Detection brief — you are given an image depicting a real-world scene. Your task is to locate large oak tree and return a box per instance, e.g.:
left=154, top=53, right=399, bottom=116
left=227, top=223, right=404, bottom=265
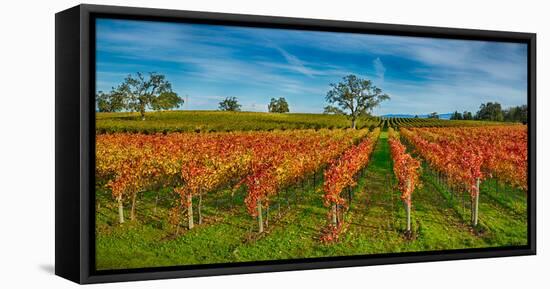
left=268, top=97, right=289, bottom=113
left=325, top=75, right=390, bottom=129
left=97, top=72, right=183, bottom=120
left=218, top=96, right=242, bottom=111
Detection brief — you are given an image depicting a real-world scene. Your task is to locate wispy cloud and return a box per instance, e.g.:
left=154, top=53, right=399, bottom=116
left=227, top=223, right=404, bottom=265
left=271, top=46, right=316, bottom=77
left=373, top=57, right=386, bottom=84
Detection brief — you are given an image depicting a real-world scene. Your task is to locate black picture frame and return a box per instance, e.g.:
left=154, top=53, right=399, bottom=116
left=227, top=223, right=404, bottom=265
left=55, top=4, right=537, bottom=284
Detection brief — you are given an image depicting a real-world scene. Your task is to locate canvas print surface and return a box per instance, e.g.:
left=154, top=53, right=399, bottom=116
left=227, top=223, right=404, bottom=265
left=94, top=18, right=529, bottom=270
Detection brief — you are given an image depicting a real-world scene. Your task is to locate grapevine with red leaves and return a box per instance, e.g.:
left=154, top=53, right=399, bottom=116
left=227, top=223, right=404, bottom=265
left=321, top=128, right=380, bottom=242
left=388, top=128, right=421, bottom=233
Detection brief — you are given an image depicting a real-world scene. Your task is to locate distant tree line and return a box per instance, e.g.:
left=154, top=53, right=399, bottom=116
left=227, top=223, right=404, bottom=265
left=449, top=111, right=474, bottom=120
left=450, top=102, right=527, bottom=123
left=217, top=97, right=290, bottom=113
left=99, top=73, right=294, bottom=116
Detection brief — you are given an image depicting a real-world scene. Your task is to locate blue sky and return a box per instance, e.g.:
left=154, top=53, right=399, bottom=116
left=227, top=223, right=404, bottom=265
left=96, top=18, right=527, bottom=115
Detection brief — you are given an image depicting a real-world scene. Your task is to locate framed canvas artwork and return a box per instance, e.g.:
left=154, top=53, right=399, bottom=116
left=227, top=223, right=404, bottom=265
left=55, top=4, right=536, bottom=284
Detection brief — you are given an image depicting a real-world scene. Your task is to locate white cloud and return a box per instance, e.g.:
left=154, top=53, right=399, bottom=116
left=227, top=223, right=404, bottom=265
left=373, top=57, right=386, bottom=84
left=271, top=46, right=315, bottom=77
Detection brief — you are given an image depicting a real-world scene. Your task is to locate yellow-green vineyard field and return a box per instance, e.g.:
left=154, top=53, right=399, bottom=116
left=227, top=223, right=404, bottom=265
left=96, top=110, right=511, bottom=133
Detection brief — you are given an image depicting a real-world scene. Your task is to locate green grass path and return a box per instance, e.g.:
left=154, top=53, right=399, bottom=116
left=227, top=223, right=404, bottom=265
left=333, top=132, right=487, bottom=253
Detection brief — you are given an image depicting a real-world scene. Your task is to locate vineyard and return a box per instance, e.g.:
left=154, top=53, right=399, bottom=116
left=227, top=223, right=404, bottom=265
left=379, top=117, right=512, bottom=129
left=96, top=111, right=508, bottom=133
left=95, top=118, right=528, bottom=270
left=96, top=111, right=382, bottom=133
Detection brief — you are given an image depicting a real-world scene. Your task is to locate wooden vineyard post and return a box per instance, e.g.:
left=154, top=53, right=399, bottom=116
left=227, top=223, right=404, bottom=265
left=154, top=192, right=159, bottom=214
left=198, top=192, right=203, bottom=225
left=187, top=195, right=194, bottom=229
left=470, top=194, right=474, bottom=224
left=118, top=197, right=125, bottom=224
left=130, top=192, right=137, bottom=221
left=473, top=178, right=480, bottom=227
left=405, top=199, right=411, bottom=232
left=257, top=200, right=264, bottom=233
left=332, top=203, right=338, bottom=226
left=336, top=204, right=341, bottom=225
left=266, top=205, right=269, bottom=228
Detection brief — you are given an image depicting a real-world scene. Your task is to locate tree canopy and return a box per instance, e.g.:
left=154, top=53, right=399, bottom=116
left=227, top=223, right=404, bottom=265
left=463, top=111, right=474, bottom=120
left=218, top=97, right=242, bottom=112
left=503, top=104, right=527, bottom=123
left=96, top=90, right=125, bottom=113
left=268, top=97, right=290, bottom=113
left=325, top=74, right=389, bottom=129
left=96, top=72, right=183, bottom=120
left=450, top=111, right=463, bottom=120
left=450, top=110, right=473, bottom=120
left=450, top=103, right=526, bottom=123
left=476, top=102, right=503, bottom=121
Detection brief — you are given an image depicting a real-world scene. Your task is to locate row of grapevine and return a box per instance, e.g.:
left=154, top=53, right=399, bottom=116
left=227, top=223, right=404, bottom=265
left=400, top=128, right=484, bottom=226
left=409, top=126, right=527, bottom=191
left=400, top=125, right=527, bottom=226
left=379, top=117, right=514, bottom=128
left=387, top=128, right=421, bottom=233
left=239, top=130, right=368, bottom=232
left=321, top=128, right=380, bottom=242
left=96, top=129, right=368, bottom=232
